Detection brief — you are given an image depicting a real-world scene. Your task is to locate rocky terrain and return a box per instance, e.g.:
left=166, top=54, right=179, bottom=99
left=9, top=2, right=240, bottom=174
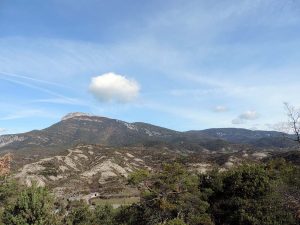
left=11, top=143, right=279, bottom=203
left=12, top=144, right=178, bottom=202
left=1, top=112, right=298, bottom=204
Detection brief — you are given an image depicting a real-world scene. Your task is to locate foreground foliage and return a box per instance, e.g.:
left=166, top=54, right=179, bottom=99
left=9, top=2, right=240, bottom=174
left=200, top=164, right=296, bottom=225
left=0, top=159, right=299, bottom=225
left=2, top=184, right=60, bottom=225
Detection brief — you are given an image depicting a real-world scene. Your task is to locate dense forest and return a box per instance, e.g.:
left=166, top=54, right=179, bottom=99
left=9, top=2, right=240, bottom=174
left=0, top=158, right=299, bottom=225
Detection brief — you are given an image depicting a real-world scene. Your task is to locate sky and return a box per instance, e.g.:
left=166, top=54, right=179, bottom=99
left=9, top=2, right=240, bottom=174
left=0, top=0, right=300, bottom=134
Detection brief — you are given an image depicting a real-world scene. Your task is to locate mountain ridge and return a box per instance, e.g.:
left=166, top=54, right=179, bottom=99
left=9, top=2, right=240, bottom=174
left=0, top=113, right=296, bottom=155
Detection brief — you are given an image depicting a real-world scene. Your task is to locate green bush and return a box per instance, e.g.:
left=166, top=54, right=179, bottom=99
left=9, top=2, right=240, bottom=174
left=0, top=162, right=298, bottom=225
left=93, top=204, right=115, bottom=225
left=2, top=184, right=60, bottom=225
left=65, top=200, right=93, bottom=225
left=128, top=169, right=150, bottom=185
left=200, top=164, right=296, bottom=225
left=0, top=179, right=21, bottom=207
left=136, top=163, right=213, bottom=225
left=165, top=218, right=187, bottom=225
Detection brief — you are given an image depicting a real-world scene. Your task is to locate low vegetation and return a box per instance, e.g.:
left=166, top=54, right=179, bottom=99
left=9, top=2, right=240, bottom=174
left=0, top=158, right=299, bottom=225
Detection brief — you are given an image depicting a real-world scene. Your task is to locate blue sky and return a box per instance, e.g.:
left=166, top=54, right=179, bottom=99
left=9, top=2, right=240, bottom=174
left=1, top=0, right=300, bottom=134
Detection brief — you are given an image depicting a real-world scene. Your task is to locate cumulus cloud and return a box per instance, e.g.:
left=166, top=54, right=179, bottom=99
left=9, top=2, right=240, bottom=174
left=89, top=72, right=140, bottom=103
left=232, top=110, right=259, bottom=125
left=213, top=105, right=228, bottom=112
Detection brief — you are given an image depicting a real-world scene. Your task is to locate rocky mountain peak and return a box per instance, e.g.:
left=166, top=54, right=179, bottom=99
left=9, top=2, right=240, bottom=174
left=61, top=112, right=94, bottom=121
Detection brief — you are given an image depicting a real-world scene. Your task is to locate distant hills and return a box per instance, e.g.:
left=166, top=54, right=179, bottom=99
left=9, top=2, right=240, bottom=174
left=0, top=112, right=296, bottom=155
left=188, top=128, right=295, bottom=148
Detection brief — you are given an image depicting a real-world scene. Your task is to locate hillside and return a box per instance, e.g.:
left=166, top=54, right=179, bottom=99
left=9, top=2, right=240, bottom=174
left=0, top=113, right=295, bottom=158
left=12, top=143, right=275, bottom=202
left=13, top=144, right=178, bottom=201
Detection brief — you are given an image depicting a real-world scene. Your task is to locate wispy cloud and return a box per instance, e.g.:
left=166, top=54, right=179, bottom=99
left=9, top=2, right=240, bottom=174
left=0, top=128, right=7, bottom=134
left=0, top=75, right=81, bottom=105
left=232, top=118, right=244, bottom=125
left=140, top=100, right=230, bottom=129
left=232, top=110, right=260, bottom=125
left=239, top=111, right=259, bottom=120
left=213, top=106, right=228, bottom=113
left=0, top=36, right=297, bottom=130
left=0, top=71, right=66, bottom=88
left=29, top=98, right=86, bottom=106
left=0, top=109, right=60, bottom=121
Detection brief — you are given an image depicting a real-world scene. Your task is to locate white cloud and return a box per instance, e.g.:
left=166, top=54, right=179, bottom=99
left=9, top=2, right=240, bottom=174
left=89, top=72, right=140, bottom=103
left=232, top=110, right=259, bottom=125
left=239, top=111, right=259, bottom=120
left=213, top=105, right=228, bottom=113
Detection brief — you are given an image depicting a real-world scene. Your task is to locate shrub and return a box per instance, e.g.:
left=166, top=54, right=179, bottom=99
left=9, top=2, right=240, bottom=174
left=2, top=184, right=60, bottom=225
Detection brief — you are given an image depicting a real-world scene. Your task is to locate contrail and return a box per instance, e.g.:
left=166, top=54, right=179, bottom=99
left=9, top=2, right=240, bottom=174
left=0, top=71, right=66, bottom=88
left=0, top=76, right=76, bottom=103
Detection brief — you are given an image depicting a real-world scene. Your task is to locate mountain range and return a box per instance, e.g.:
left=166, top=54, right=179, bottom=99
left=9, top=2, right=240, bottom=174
left=0, top=112, right=295, bottom=156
